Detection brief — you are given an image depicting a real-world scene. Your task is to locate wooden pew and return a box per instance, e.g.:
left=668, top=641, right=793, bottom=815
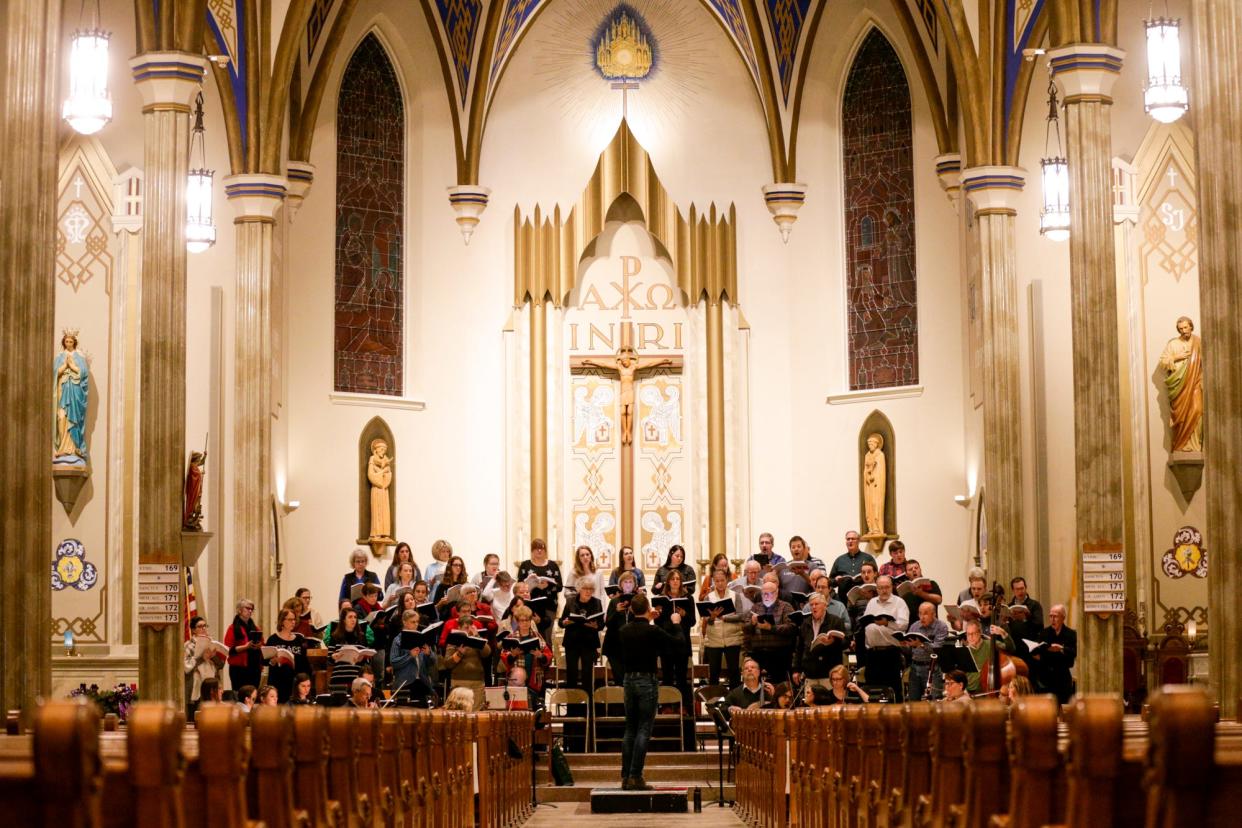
left=188, top=702, right=256, bottom=828
left=1143, top=687, right=1242, bottom=828
left=354, top=708, right=394, bottom=828
left=835, top=706, right=862, bottom=828
left=327, top=707, right=372, bottom=828
left=0, top=699, right=102, bottom=828
left=990, top=695, right=1062, bottom=828
left=377, top=710, right=408, bottom=828
left=249, top=705, right=311, bottom=828
left=1061, top=695, right=1130, bottom=828
left=872, top=704, right=905, bottom=828
left=889, top=702, right=933, bottom=828
left=95, top=704, right=187, bottom=828
left=915, top=702, right=966, bottom=828
left=291, top=706, right=345, bottom=828
left=955, top=699, right=1008, bottom=828
left=855, top=705, right=886, bottom=828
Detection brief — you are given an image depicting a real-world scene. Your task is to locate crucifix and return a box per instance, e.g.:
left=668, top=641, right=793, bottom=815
left=610, top=80, right=639, bottom=120
left=571, top=321, right=682, bottom=547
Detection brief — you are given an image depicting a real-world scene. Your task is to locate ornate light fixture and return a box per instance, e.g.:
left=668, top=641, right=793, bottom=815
left=1039, top=75, right=1070, bottom=242
left=1143, top=7, right=1189, bottom=123
left=62, top=1, right=113, bottom=134
left=186, top=92, right=217, bottom=253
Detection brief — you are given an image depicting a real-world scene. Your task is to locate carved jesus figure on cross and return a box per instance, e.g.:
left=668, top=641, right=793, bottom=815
left=574, top=334, right=680, bottom=445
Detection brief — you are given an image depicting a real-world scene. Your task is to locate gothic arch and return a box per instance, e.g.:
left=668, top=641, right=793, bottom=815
left=357, top=416, right=397, bottom=544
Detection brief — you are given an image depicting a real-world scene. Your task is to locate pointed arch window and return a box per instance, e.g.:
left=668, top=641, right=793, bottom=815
left=843, top=29, right=918, bottom=391
left=334, top=33, right=405, bottom=395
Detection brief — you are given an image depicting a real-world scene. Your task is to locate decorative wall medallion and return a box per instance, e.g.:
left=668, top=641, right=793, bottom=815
left=56, top=168, right=114, bottom=292
left=51, top=538, right=98, bottom=591
left=1161, top=525, right=1207, bottom=579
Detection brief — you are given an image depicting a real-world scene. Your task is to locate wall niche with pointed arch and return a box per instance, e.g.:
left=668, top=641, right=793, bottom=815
left=857, top=408, right=897, bottom=546
left=357, top=416, right=396, bottom=547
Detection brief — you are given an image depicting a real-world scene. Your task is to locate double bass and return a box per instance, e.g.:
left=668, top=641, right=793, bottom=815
left=976, top=582, right=1029, bottom=696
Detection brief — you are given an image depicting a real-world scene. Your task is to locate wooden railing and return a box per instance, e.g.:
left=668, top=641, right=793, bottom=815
left=734, top=686, right=1242, bottom=828
left=0, top=702, right=535, bottom=828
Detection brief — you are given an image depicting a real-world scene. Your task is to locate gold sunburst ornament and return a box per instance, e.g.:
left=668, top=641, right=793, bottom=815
left=595, top=10, right=654, bottom=80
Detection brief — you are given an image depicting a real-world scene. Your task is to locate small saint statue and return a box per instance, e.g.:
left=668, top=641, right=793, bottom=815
left=367, top=438, right=394, bottom=543
left=1159, top=316, right=1203, bottom=453
left=53, top=330, right=90, bottom=467
left=182, top=450, right=207, bottom=531
left=863, top=433, right=887, bottom=538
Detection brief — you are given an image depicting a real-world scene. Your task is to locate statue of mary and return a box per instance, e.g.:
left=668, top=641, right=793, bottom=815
left=53, top=331, right=89, bottom=466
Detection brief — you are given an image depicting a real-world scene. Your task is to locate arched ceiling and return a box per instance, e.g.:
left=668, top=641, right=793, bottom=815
left=159, top=1, right=1122, bottom=237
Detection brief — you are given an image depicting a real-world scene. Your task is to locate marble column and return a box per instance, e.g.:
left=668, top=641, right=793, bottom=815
left=961, top=168, right=1026, bottom=592
left=529, top=299, right=548, bottom=544
left=1049, top=44, right=1126, bottom=694
left=706, top=300, right=726, bottom=558
left=129, top=52, right=208, bottom=705
left=225, top=175, right=286, bottom=625
left=1190, top=0, right=1242, bottom=716
left=0, top=0, right=59, bottom=719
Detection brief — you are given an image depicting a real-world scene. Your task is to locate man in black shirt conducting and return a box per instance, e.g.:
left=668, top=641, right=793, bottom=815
left=617, top=592, right=685, bottom=791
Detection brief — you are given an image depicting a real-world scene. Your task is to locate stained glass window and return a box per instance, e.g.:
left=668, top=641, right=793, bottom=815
left=334, top=33, right=404, bottom=395
left=843, top=29, right=918, bottom=390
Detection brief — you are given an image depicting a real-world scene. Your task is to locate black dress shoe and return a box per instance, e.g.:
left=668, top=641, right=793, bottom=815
left=631, top=778, right=654, bottom=791
left=621, top=777, right=634, bottom=790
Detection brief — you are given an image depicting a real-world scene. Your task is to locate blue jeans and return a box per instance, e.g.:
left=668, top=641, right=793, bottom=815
left=621, top=673, right=659, bottom=781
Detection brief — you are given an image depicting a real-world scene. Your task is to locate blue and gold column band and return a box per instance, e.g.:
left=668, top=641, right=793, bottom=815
left=129, top=52, right=207, bottom=113
left=224, top=174, right=288, bottom=223
left=961, top=166, right=1025, bottom=216
left=1047, top=45, right=1126, bottom=104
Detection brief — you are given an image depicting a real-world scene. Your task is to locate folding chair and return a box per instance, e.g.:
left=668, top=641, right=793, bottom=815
left=591, top=686, right=627, bottom=751
left=547, top=688, right=591, bottom=752
left=654, top=685, right=685, bottom=751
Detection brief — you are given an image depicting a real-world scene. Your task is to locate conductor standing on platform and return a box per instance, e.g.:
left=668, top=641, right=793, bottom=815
left=617, top=592, right=685, bottom=791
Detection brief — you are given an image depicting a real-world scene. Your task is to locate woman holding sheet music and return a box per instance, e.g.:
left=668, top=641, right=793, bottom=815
left=383, top=542, right=422, bottom=589
left=608, top=546, right=646, bottom=588
left=700, top=568, right=744, bottom=688
left=516, top=538, right=562, bottom=642
left=337, top=548, right=380, bottom=605
left=437, top=603, right=492, bottom=709
left=224, top=598, right=264, bottom=691
left=603, top=571, right=640, bottom=683
left=265, top=608, right=312, bottom=702
left=559, top=576, right=604, bottom=692
left=652, top=545, right=696, bottom=596
left=432, top=556, right=470, bottom=618
left=498, top=606, right=553, bottom=707
left=571, top=545, right=609, bottom=598
left=655, top=569, right=696, bottom=708
left=384, top=561, right=419, bottom=606
left=699, top=554, right=734, bottom=600
left=327, top=606, right=375, bottom=693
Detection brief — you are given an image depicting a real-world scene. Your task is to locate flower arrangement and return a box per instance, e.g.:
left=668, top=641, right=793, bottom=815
left=69, top=682, right=137, bottom=720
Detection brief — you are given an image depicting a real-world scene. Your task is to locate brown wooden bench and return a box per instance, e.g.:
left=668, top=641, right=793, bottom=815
left=249, top=705, right=311, bottom=828
left=291, top=706, right=345, bottom=828
left=0, top=700, right=102, bottom=827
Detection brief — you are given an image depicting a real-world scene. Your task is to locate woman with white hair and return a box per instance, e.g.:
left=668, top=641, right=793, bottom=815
left=337, top=548, right=380, bottom=605
left=223, top=597, right=263, bottom=691
left=558, top=575, right=604, bottom=692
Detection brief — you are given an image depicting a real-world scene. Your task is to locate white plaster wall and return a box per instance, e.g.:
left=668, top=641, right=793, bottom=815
left=791, top=0, right=969, bottom=580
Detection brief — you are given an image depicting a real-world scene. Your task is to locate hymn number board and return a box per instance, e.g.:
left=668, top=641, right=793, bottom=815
left=138, top=562, right=182, bottom=626
left=1081, top=543, right=1125, bottom=614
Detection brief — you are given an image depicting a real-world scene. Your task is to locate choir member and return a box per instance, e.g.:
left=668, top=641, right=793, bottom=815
left=224, top=598, right=263, bottom=691
left=337, top=548, right=380, bottom=604
left=384, top=542, right=422, bottom=589
left=473, top=553, right=502, bottom=593
left=700, top=568, right=744, bottom=688
left=746, top=532, right=786, bottom=568
left=326, top=605, right=374, bottom=694
left=287, top=673, right=315, bottom=705
left=258, top=685, right=279, bottom=706
left=825, top=664, right=869, bottom=703
left=184, top=616, right=225, bottom=709
left=906, top=601, right=950, bottom=701
left=608, top=546, right=647, bottom=588
left=652, top=545, right=696, bottom=597
left=384, top=561, right=419, bottom=606
left=516, top=538, right=562, bottom=642
left=878, top=540, right=908, bottom=579
left=828, top=530, right=878, bottom=603
left=437, top=604, right=492, bottom=710
left=1031, top=604, right=1077, bottom=703
left=792, top=593, right=847, bottom=689
left=389, top=610, right=436, bottom=701
left=723, top=658, right=775, bottom=714
left=423, top=539, right=452, bottom=589
left=483, top=570, right=515, bottom=618
left=499, top=606, right=553, bottom=710
left=787, top=535, right=826, bottom=572
left=347, top=677, right=375, bottom=708
left=943, top=670, right=971, bottom=704
left=899, top=559, right=943, bottom=619
left=265, top=607, right=312, bottom=702
left=811, top=573, right=852, bottom=633
left=698, top=553, right=734, bottom=600
left=603, top=571, right=639, bottom=683
left=432, top=556, right=470, bottom=613
left=655, top=569, right=696, bottom=707
left=295, top=587, right=323, bottom=634
left=741, top=581, right=798, bottom=684
left=443, top=686, right=476, bottom=712
left=570, top=545, right=608, bottom=597
left=559, top=576, right=604, bottom=692
left=963, top=619, right=1014, bottom=695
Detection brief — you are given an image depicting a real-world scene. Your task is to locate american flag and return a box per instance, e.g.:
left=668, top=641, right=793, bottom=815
left=184, top=566, right=199, bottom=641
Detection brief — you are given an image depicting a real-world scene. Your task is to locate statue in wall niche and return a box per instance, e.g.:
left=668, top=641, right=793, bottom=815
left=1159, top=316, right=1203, bottom=453
left=862, top=433, right=887, bottom=538
left=53, top=329, right=90, bottom=467
left=183, top=449, right=207, bottom=531
left=367, top=438, right=394, bottom=542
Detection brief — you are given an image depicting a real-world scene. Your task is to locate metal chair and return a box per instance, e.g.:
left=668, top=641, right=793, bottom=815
left=546, top=688, right=592, bottom=752
left=591, top=686, right=627, bottom=751
left=654, top=685, right=685, bottom=751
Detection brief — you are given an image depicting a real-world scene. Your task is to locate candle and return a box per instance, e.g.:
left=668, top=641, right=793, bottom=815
left=735, top=525, right=741, bottom=558
left=550, top=525, right=558, bottom=562
left=700, top=523, right=708, bottom=561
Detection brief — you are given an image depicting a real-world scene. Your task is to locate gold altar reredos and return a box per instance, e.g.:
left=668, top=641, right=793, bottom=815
left=513, top=119, right=738, bottom=309
left=513, top=119, right=736, bottom=555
